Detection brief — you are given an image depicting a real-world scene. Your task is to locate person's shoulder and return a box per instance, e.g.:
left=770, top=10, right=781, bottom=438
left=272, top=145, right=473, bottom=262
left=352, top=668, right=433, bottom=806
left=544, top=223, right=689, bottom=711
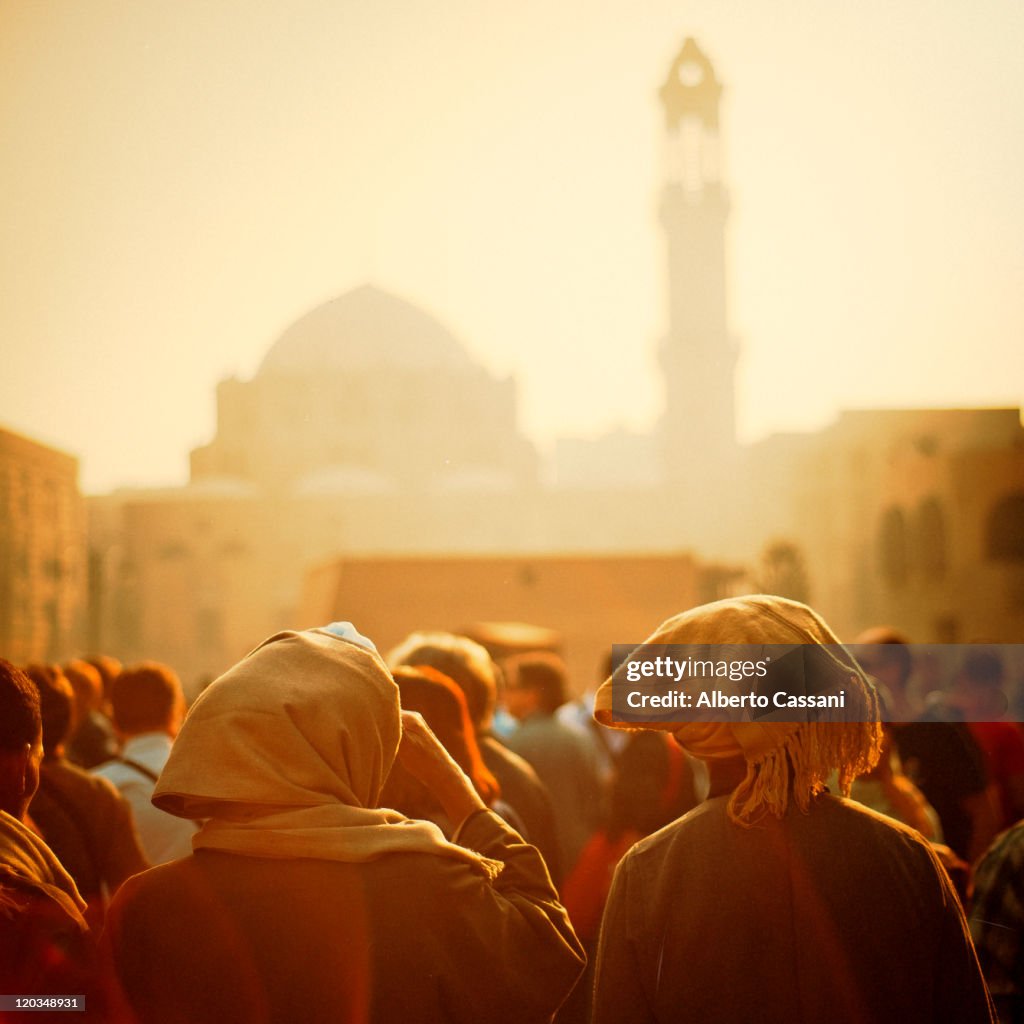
left=806, top=791, right=923, bottom=834
left=0, top=876, right=90, bottom=994
left=622, top=796, right=732, bottom=867
left=978, top=820, right=1024, bottom=875
left=811, top=794, right=952, bottom=874
left=482, top=736, right=542, bottom=782
left=108, top=855, right=206, bottom=927
left=626, top=793, right=938, bottom=858
left=543, top=714, right=596, bottom=755
left=46, top=758, right=125, bottom=804
left=116, top=853, right=194, bottom=894
left=91, top=757, right=131, bottom=787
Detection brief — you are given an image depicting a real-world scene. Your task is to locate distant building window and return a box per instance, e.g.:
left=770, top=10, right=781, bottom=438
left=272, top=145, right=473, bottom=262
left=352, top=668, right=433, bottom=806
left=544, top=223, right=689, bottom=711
left=878, top=507, right=909, bottom=587
left=915, top=498, right=947, bottom=580
left=986, top=493, right=1024, bottom=562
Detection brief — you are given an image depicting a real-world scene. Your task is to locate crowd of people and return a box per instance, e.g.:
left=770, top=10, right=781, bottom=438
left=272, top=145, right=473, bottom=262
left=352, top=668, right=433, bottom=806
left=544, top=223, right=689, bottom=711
left=0, top=596, right=1021, bottom=1022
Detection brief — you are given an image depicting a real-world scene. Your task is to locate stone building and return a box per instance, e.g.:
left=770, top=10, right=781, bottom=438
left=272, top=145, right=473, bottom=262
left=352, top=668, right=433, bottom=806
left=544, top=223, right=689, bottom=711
left=738, top=408, right=1024, bottom=641
left=811, top=409, right=1023, bottom=641
left=190, top=284, right=537, bottom=493
left=87, top=287, right=553, bottom=689
left=0, top=426, right=86, bottom=663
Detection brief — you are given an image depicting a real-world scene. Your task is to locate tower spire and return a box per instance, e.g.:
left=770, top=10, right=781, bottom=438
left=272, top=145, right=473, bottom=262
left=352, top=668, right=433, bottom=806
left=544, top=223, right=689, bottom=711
left=658, top=38, right=737, bottom=485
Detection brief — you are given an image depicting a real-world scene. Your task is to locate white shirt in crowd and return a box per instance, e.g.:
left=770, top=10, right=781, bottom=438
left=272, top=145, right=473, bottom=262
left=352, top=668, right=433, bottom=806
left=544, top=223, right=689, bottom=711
left=94, top=732, right=197, bottom=865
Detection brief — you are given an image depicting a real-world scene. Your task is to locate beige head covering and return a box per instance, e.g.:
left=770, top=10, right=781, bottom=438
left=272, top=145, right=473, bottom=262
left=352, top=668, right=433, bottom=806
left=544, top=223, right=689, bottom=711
left=154, top=629, right=501, bottom=877
left=0, top=809, right=87, bottom=922
left=594, top=596, right=882, bottom=827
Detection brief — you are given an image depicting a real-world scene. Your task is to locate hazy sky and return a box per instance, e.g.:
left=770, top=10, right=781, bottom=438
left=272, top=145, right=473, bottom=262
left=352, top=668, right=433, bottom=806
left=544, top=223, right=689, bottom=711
left=3, top=1, right=1022, bottom=493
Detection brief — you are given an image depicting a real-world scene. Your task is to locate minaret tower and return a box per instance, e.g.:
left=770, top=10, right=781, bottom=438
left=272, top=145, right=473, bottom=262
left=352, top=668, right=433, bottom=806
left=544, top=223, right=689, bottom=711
left=658, top=38, right=737, bottom=485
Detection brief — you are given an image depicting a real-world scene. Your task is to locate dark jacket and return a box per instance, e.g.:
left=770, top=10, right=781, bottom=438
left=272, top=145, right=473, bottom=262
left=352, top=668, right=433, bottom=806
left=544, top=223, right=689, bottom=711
left=31, top=758, right=149, bottom=906
left=594, top=794, right=994, bottom=1024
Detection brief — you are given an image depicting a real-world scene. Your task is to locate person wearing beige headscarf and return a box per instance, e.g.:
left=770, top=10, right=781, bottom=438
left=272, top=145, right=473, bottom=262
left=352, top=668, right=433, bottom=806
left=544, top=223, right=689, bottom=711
left=1, top=658, right=92, bottom=998
left=591, top=596, right=994, bottom=1024
left=102, top=627, right=584, bottom=1024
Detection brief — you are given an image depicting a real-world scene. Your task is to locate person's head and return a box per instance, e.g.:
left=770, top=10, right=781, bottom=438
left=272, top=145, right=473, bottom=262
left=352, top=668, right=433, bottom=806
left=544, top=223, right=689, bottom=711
left=953, top=647, right=1007, bottom=718
left=83, top=654, right=122, bottom=707
left=152, top=629, right=401, bottom=822
left=22, top=664, right=75, bottom=758
left=595, top=595, right=882, bottom=828
left=503, top=652, right=569, bottom=721
left=381, top=666, right=500, bottom=818
left=109, top=662, right=185, bottom=739
left=0, top=659, right=43, bottom=819
left=387, top=632, right=500, bottom=732
left=853, top=627, right=913, bottom=689
left=853, top=627, right=914, bottom=718
left=63, top=659, right=104, bottom=720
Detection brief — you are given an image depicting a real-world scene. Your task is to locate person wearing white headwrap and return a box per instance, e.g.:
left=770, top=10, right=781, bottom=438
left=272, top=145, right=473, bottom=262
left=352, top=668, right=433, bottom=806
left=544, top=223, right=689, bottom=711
left=591, top=596, right=994, bottom=1024
left=103, top=627, right=584, bottom=1024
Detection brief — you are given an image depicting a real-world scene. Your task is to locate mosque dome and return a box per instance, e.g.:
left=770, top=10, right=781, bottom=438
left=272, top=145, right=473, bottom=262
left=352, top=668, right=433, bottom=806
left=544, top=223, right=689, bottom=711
left=258, top=284, right=474, bottom=375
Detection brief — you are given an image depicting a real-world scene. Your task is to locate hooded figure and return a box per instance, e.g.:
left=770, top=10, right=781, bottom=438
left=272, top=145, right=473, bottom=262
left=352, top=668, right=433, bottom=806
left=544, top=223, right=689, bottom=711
left=591, top=596, right=994, bottom=1024
left=103, top=628, right=583, bottom=1024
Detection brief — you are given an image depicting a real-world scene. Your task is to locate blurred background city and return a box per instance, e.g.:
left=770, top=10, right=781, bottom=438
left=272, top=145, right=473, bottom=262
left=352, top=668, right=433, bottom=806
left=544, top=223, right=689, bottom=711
left=2, top=2, right=1022, bottom=694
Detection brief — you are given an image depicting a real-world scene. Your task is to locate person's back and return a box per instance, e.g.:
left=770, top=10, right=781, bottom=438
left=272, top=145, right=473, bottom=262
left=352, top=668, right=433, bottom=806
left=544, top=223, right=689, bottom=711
left=508, top=713, right=602, bottom=870
left=33, top=759, right=148, bottom=904
left=479, top=735, right=563, bottom=879
left=971, top=820, right=1024, bottom=1024
left=93, top=661, right=197, bottom=865
left=855, top=629, right=994, bottom=860
left=504, top=653, right=604, bottom=873
left=596, top=792, right=985, bottom=1024
left=591, top=597, right=994, bottom=1024
left=953, top=649, right=1024, bottom=830
left=0, top=659, right=93, bottom=1004
left=107, top=810, right=573, bottom=1024
left=24, top=662, right=149, bottom=915
left=103, top=628, right=584, bottom=1024
left=0, top=811, right=92, bottom=1000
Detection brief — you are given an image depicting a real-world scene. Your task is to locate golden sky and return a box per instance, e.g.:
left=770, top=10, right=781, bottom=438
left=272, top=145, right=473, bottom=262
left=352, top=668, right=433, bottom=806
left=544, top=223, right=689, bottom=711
left=2, top=0, right=1022, bottom=492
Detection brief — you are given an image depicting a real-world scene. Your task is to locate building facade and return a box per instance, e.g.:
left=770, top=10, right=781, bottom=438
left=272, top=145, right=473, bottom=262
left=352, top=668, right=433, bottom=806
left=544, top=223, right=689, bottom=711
left=190, top=285, right=537, bottom=494
left=0, top=427, right=86, bottom=663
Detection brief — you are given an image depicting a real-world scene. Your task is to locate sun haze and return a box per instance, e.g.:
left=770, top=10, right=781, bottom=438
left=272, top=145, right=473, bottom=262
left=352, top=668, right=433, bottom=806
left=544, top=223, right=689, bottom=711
left=1, top=0, right=1022, bottom=493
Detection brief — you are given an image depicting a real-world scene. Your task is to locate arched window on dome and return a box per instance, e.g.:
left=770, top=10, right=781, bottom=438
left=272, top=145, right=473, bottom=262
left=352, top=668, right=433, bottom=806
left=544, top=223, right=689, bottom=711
left=878, top=506, right=909, bottom=588
left=986, top=492, right=1024, bottom=562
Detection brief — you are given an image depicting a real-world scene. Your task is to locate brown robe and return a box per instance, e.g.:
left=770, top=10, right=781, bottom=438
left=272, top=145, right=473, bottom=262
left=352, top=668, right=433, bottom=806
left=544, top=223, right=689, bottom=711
left=593, top=794, right=994, bottom=1024
left=103, top=810, right=584, bottom=1024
